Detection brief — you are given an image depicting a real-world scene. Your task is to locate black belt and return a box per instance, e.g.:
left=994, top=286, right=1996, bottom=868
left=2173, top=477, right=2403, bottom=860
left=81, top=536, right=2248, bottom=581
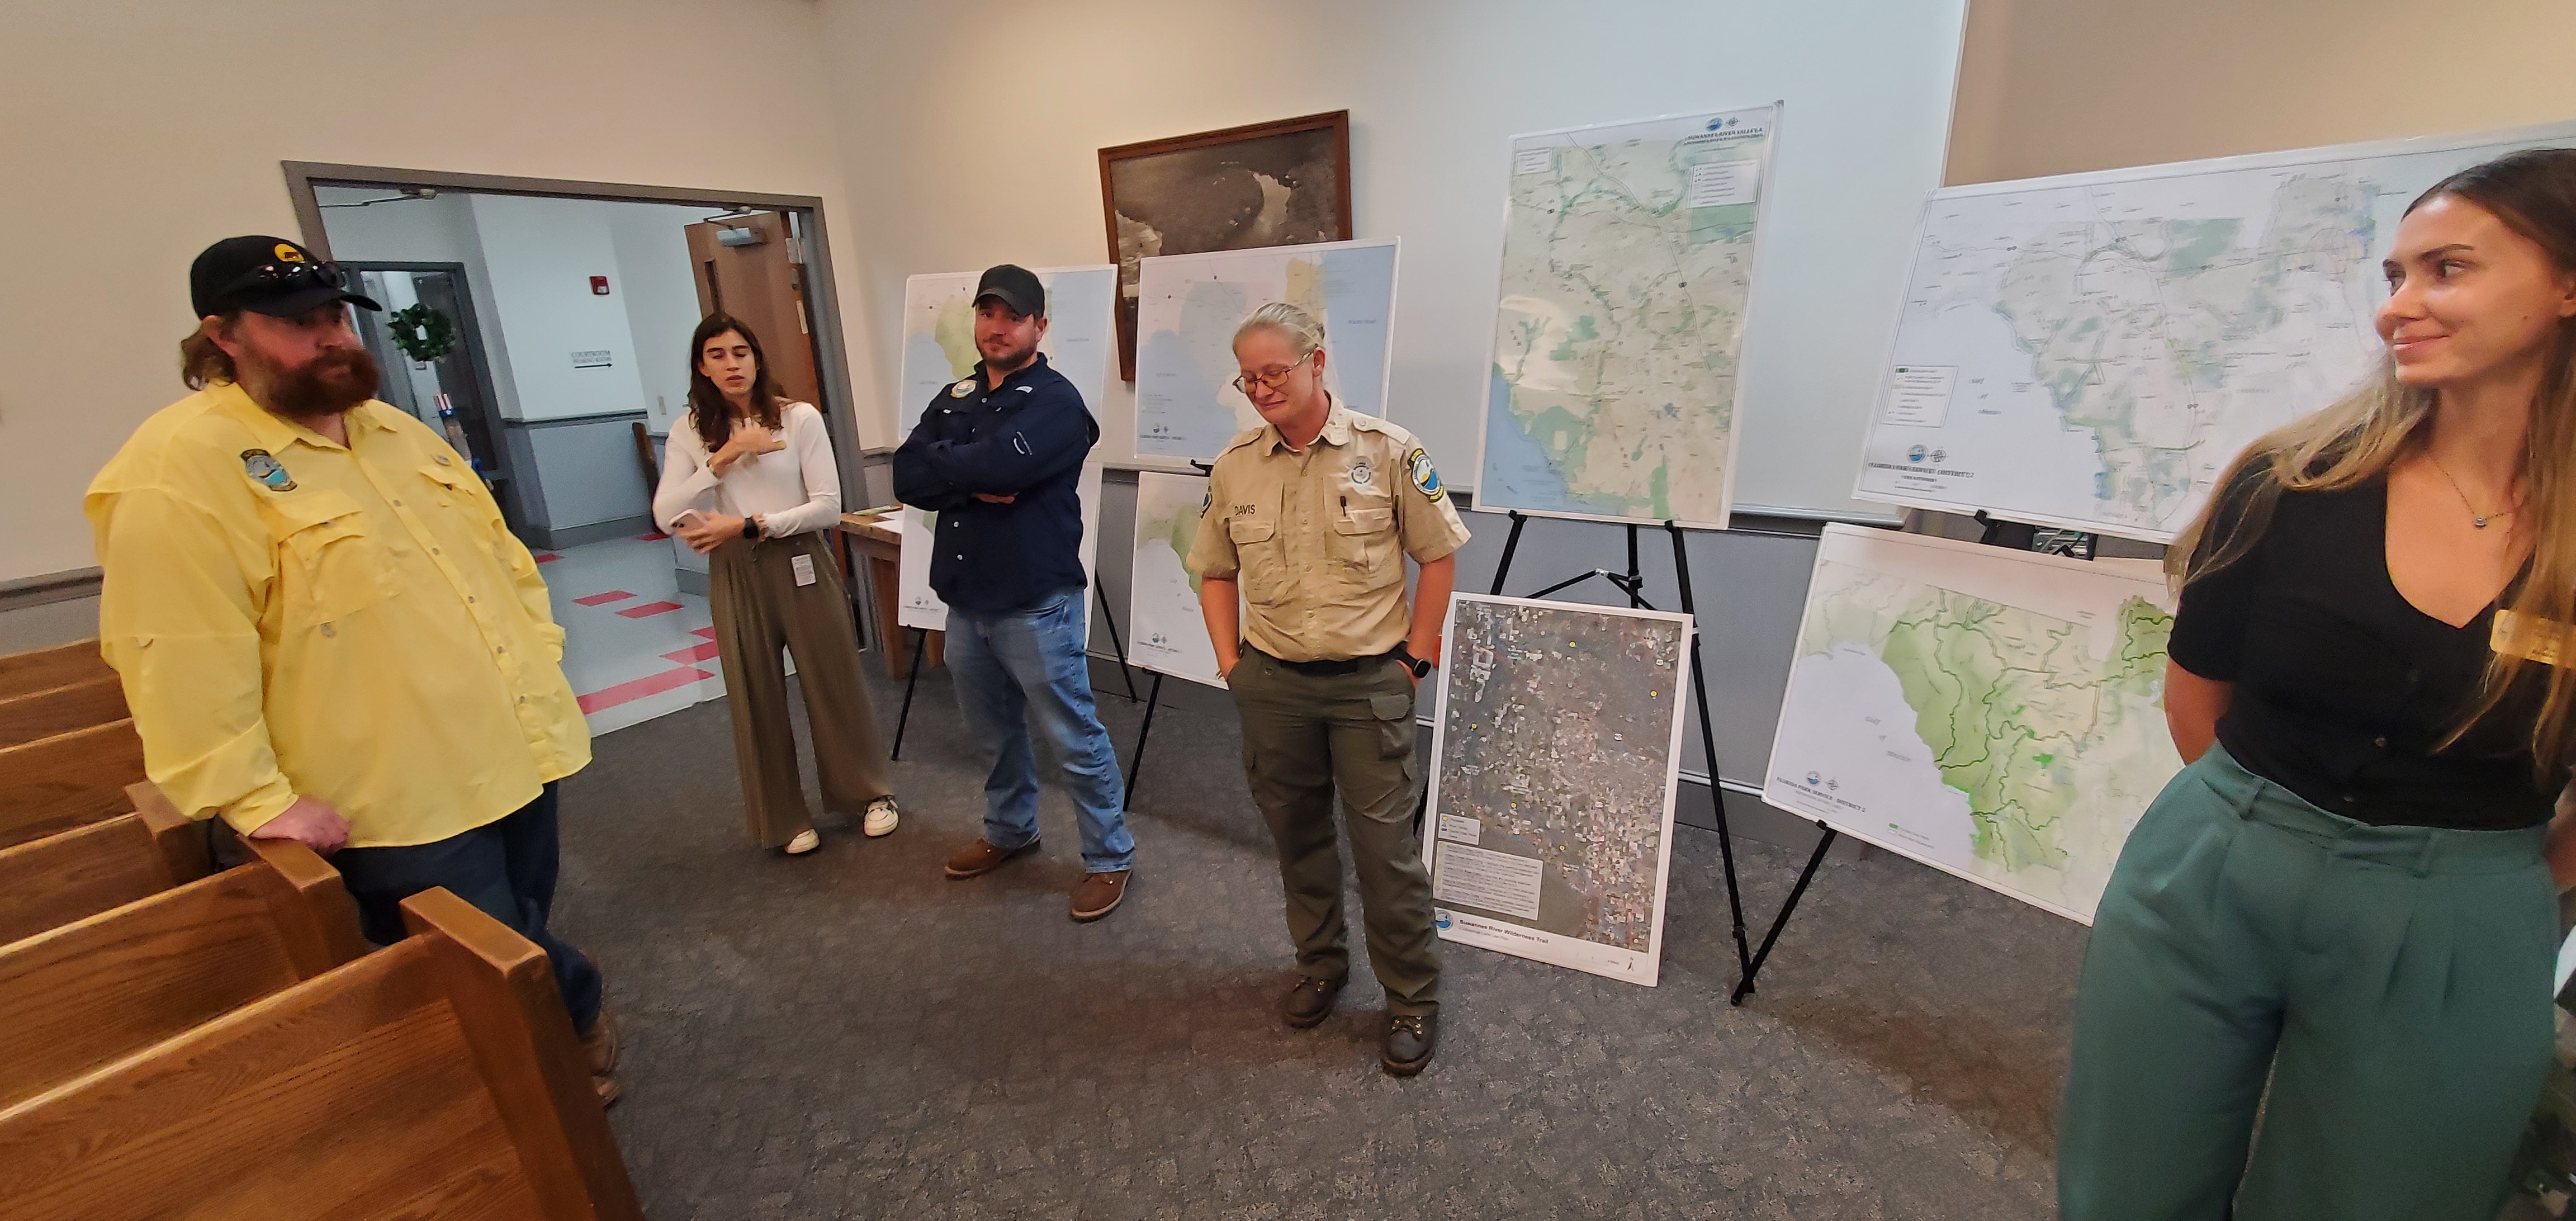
left=1250, top=646, right=1395, bottom=677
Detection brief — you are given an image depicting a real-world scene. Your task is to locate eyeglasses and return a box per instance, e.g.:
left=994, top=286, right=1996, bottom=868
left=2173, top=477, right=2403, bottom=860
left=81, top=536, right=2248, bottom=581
left=219, top=259, right=349, bottom=298
left=1229, top=351, right=1314, bottom=396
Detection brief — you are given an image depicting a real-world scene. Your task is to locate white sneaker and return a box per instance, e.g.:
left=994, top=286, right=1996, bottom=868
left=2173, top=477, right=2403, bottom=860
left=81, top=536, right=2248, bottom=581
left=783, top=829, right=821, bottom=855
left=863, top=798, right=899, bottom=838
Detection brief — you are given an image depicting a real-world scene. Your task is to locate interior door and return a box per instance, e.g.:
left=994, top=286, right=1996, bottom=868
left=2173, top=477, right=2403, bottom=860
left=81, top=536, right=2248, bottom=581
left=408, top=271, right=506, bottom=481
left=684, top=210, right=825, bottom=406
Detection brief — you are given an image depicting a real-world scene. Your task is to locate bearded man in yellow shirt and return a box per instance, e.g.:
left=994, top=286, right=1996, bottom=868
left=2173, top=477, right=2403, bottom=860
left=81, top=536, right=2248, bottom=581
left=87, top=236, right=621, bottom=1103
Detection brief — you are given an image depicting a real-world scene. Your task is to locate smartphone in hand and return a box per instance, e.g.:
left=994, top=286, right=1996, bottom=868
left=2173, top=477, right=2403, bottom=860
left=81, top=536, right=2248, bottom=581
left=673, top=510, right=708, bottom=531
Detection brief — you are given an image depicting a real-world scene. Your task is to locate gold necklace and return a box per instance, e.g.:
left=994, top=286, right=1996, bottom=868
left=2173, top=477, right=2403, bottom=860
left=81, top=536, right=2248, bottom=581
left=2426, top=455, right=2516, bottom=530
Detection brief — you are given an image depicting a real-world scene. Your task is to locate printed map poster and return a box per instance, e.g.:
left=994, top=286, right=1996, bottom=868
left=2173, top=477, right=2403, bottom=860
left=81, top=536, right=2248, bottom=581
left=893, top=265, right=1118, bottom=435
left=1764, top=525, right=2184, bottom=923
left=1131, top=238, right=1398, bottom=460
left=1423, top=594, right=1692, bottom=985
left=893, top=266, right=1117, bottom=631
left=1477, top=103, right=1782, bottom=530
left=1854, top=119, right=2576, bottom=543
left=896, top=466, right=1105, bottom=633
left=1126, top=471, right=1228, bottom=687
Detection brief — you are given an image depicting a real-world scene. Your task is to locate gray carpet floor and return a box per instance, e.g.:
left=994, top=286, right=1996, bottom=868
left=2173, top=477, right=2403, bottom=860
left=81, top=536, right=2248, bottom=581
left=552, top=662, right=2082, bottom=1219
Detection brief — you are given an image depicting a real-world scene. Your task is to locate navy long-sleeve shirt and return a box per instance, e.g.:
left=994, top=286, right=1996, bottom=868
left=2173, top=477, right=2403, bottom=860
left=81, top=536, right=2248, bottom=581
left=890, top=352, right=1097, bottom=614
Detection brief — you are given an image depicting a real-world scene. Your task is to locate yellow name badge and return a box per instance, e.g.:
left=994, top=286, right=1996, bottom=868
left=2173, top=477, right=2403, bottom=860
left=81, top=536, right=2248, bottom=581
left=2492, top=609, right=2572, bottom=667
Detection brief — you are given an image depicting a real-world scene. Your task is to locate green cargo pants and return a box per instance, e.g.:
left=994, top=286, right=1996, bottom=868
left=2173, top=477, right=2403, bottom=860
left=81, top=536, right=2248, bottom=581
left=2060, top=744, right=2556, bottom=1220
left=1229, top=649, right=1439, bottom=1016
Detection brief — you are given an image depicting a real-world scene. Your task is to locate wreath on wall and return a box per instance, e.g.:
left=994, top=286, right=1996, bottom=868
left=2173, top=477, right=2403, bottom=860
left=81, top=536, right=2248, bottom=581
left=386, top=304, right=457, bottom=363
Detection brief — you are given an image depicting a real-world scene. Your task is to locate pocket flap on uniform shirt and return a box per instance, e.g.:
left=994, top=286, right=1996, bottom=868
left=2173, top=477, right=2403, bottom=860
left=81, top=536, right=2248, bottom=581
left=418, top=460, right=474, bottom=493
left=1335, top=507, right=1394, bottom=534
left=1229, top=518, right=1276, bottom=543
left=264, top=489, right=368, bottom=540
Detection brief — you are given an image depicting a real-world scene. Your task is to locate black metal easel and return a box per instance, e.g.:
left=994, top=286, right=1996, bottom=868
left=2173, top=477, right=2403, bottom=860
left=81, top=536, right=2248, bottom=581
left=1726, top=513, right=2101, bottom=1006
left=1475, top=509, right=1758, bottom=982
left=889, top=583, right=1143, bottom=760
left=1123, top=671, right=1167, bottom=810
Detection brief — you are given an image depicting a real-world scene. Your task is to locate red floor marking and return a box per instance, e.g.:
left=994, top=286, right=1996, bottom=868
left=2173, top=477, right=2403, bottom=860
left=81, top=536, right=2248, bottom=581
left=533, top=552, right=561, bottom=563
left=573, top=590, right=636, bottom=607
left=662, top=641, right=722, bottom=664
left=577, top=666, right=716, bottom=715
left=617, top=600, right=684, bottom=619
left=692, top=626, right=718, bottom=640
left=636, top=531, right=670, bottom=542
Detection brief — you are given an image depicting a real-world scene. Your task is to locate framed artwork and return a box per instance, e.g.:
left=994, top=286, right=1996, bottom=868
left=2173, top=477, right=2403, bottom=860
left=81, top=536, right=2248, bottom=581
left=1097, top=110, right=1353, bottom=380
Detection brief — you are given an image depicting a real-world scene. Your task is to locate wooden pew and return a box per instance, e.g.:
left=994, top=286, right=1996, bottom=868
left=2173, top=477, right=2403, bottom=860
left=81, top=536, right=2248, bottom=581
left=0, top=785, right=209, bottom=947
left=0, top=718, right=148, bottom=849
left=0, top=639, right=112, bottom=702
left=0, top=887, right=643, bottom=1220
left=0, top=674, right=126, bottom=749
left=0, top=837, right=364, bottom=1109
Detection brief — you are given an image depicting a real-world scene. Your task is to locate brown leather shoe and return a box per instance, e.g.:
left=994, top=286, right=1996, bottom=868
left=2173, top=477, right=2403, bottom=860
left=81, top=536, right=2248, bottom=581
left=1069, top=870, right=1130, bottom=922
left=579, top=1006, right=619, bottom=1076
left=945, top=837, right=1039, bottom=879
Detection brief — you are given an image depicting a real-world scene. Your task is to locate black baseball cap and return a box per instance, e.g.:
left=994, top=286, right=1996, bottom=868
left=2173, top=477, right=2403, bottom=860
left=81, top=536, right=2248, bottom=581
left=973, top=264, right=1045, bottom=318
left=190, top=235, right=382, bottom=319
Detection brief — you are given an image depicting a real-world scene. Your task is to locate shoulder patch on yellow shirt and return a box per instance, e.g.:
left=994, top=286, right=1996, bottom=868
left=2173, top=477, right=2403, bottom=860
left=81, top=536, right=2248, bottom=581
left=240, top=449, right=295, bottom=492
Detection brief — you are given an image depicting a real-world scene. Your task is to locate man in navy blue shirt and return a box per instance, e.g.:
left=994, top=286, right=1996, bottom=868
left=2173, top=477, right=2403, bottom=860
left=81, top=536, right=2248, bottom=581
left=892, top=264, right=1135, bottom=921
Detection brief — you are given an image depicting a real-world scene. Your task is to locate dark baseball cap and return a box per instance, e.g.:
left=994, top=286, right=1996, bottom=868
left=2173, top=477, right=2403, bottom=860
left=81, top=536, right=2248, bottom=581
left=973, top=264, right=1045, bottom=318
left=190, top=235, right=382, bottom=319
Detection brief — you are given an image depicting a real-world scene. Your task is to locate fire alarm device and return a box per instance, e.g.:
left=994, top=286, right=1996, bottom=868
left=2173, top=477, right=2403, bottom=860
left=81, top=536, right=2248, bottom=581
left=590, top=276, right=610, bottom=295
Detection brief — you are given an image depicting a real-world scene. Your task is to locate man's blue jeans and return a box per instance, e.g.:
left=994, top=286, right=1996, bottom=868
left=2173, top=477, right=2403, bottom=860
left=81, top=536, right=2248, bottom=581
left=945, top=587, right=1135, bottom=872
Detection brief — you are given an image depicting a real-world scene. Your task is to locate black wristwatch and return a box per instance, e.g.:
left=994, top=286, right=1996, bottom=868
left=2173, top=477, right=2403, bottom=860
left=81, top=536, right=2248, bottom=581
left=1393, top=645, right=1433, bottom=679
left=740, top=515, right=761, bottom=540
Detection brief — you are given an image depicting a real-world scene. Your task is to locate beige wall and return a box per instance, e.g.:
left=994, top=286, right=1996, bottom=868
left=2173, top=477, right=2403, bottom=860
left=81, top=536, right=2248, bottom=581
left=0, top=0, right=865, bottom=583
left=1949, top=0, right=2576, bottom=185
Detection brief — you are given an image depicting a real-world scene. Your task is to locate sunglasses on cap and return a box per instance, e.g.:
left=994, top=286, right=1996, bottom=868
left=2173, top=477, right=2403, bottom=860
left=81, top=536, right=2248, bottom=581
left=220, top=259, right=351, bottom=298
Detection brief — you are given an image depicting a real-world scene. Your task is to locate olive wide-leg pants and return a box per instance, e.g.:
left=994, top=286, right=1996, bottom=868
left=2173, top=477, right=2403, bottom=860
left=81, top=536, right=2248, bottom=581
left=2059, top=745, right=2557, bottom=1221
left=707, top=532, right=893, bottom=849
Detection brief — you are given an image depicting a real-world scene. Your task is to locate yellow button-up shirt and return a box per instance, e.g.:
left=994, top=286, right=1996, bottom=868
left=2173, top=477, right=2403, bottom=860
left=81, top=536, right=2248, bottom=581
left=1189, top=400, right=1471, bottom=663
left=84, top=384, right=590, bottom=848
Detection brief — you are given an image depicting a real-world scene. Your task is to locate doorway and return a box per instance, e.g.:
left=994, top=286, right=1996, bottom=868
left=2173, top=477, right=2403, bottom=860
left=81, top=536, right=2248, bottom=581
left=287, top=163, right=866, bottom=737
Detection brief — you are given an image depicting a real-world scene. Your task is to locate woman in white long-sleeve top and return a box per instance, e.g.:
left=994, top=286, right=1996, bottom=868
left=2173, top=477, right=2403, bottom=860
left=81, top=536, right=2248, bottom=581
left=654, top=313, right=899, bottom=855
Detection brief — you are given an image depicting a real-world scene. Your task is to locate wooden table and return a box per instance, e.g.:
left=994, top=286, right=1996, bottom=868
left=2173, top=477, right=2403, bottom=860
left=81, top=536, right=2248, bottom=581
left=837, top=512, right=942, bottom=678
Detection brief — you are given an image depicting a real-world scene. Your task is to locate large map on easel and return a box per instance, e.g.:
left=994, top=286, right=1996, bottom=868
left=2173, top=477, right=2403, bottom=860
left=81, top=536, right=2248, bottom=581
left=1853, top=120, right=2576, bottom=543
left=892, top=265, right=1117, bottom=631
left=1475, top=104, right=1780, bottom=530
left=1764, top=526, right=2182, bottom=923
left=1424, top=594, right=1692, bottom=985
left=1132, top=238, right=1399, bottom=461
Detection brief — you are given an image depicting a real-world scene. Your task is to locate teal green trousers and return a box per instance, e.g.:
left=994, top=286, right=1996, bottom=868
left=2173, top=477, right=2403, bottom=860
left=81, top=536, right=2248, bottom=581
left=2059, top=745, right=2557, bottom=1220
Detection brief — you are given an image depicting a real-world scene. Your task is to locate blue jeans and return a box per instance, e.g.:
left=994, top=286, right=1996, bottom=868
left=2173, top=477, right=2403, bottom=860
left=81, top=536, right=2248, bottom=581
left=331, top=783, right=604, bottom=1030
left=945, top=588, right=1135, bottom=872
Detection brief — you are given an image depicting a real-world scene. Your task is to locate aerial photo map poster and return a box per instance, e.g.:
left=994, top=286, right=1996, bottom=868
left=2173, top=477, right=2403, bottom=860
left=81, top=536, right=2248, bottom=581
left=891, top=266, right=1117, bottom=631
left=1476, top=103, right=1781, bottom=530
left=1763, top=526, right=2184, bottom=923
left=1130, top=238, right=1398, bottom=461
left=1125, top=471, right=1227, bottom=688
left=1424, top=594, right=1692, bottom=985
left=1854, top=119, right=2576, bottom=543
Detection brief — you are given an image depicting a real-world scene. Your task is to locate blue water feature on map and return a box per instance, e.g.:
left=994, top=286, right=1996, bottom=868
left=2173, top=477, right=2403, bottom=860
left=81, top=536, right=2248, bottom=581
left=1318, top=247, right=1396, bottom=418
left=1480, top=368, right=1613, bottom=515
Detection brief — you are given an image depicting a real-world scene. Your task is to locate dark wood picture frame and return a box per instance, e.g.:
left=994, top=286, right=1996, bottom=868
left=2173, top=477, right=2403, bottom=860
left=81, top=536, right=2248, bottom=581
left=1098, top=110, right=1354, bottom=381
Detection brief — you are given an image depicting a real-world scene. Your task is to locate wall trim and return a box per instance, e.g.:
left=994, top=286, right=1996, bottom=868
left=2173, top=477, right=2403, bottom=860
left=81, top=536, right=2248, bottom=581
left=502, top=409, right=651, bottom=430
left=1, top=567, right=103, bottom=610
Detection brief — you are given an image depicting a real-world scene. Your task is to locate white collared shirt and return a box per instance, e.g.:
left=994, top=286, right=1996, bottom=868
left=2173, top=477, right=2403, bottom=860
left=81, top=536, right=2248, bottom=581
left=652, top=401, right=841, bottom=537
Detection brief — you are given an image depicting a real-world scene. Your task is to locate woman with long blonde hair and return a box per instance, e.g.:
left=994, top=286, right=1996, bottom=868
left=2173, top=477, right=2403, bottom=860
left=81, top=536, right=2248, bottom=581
left=2059, top=149, right=2576, bottom=1220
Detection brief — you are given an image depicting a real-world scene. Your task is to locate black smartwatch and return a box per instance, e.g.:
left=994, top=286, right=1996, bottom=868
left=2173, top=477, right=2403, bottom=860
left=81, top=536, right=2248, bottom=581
left=740, top=515, right=761, bottom=540
left=1393, top=645, right=1433, bottom=679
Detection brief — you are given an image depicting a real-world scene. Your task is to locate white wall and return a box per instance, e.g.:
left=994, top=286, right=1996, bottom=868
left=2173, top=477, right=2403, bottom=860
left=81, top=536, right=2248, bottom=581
left=467, top=195, right=652, bottom=422
left=1947, top=0, right=2576, bottom=185
left=0, top=0, right=861, bottom=583
left=603, top=202, right=714, bottom=434
left=816, top=0, right=1969, bottom=523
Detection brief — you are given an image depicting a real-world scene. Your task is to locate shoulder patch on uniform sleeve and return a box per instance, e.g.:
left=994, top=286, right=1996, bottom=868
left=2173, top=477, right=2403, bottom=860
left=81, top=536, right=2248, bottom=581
left=1407, top=448, right=1443, bottom=501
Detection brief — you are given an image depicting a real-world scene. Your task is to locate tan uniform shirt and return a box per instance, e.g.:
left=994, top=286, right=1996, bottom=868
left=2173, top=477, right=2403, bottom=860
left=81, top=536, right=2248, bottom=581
left=1190, top=400, right=1471, bottom=663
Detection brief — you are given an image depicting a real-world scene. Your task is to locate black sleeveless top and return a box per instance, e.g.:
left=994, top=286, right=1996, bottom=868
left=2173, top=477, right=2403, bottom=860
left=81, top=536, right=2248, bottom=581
left=2167, top=474, right=2564, bottom=830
